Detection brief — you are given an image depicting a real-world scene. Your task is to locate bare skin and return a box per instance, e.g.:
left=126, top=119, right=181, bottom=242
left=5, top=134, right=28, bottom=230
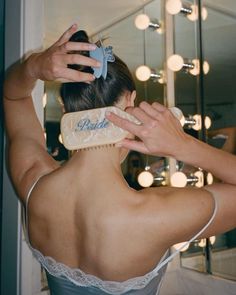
left=4, top=25, right=236, bottom=282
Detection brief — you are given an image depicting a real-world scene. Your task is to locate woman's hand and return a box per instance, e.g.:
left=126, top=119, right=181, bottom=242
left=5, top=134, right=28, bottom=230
left=28, top=24, right=100, bottom=83
left=106, top=101, right=189, bottom=159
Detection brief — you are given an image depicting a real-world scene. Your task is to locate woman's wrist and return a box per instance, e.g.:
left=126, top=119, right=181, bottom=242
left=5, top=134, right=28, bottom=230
left=175, top=134, right=203, bottom=165
left=24, top=52, right=41, bottom=81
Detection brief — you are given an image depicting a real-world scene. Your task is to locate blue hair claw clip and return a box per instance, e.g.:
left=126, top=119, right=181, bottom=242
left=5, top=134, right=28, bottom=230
left=90, top=44, right=115, bottom=79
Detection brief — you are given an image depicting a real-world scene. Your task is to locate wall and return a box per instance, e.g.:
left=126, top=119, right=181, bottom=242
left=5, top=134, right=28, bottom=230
left=1, top=0, right=44, bottom=294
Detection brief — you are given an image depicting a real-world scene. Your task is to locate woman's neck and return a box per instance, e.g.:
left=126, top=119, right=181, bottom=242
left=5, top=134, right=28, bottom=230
left=65, top=146, right=129, bottom=193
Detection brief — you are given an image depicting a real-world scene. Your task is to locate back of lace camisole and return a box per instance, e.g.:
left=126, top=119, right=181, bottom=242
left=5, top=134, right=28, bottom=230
left=22, top=177, right=217, bottom=295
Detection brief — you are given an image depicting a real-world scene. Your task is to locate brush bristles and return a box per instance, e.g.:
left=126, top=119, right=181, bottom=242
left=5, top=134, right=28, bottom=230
left=77, top=143, right=116, bottom=151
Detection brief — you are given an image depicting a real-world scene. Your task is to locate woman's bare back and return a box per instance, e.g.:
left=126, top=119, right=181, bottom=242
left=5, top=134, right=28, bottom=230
left=25, top=164, right=215, bottom=282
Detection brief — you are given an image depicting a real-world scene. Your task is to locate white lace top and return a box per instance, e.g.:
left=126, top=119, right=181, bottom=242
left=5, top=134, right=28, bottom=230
left=21, top=178, right=217, bottom=295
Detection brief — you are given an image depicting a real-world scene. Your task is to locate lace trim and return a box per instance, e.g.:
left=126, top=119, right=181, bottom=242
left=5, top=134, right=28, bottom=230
left=30, top=244, right=166, bottom=294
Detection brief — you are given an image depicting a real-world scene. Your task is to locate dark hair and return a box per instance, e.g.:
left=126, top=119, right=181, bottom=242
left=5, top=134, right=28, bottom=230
left=60, top=30, right=136, bottom=113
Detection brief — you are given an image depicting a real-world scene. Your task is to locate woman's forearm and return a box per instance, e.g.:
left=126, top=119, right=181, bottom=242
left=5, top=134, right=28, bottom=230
left=4, top=54, right=38, bottom=100
left=178, top=134, right=236, bottom=186
left=106, top=102, right=236, bottom=186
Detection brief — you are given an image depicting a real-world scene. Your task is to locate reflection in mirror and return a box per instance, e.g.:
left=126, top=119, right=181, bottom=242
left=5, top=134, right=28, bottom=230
left=179, top=0, right=236, bottom=281
left=203, top=0, right=236, bottom=281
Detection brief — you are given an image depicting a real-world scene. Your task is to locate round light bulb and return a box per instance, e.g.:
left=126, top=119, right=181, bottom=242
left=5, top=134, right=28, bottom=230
left=207, top=172, right=213, bottom=185
left=167, top=54, right=184, bottom=72
left=189, top=59, right=200, bottom=76
left=134, top=14, right=150, bottom=30
left=192, top=114, right=202, bottom=131
left=173, top=242, right=190, bottom=252
left=194, top=171, right=204, bottom=188
left=204, top=116, right=212, bottom=129
left=202, top=7, right=208, bottom=21
left=58, top=134, right=63, bottom=144
left=166, top=0, right=182, bottom=15
left=138, top=171, right=154, bottom=187
left=157, top=70, right=165, bottom=84
left=42, top=93, right=47, bottom=108
left=135, top=65, right=151, bottom=82
left=171, top=171, right=187, bottom=187
left=203, top=61, right=210, bottom=74
left=187, top=5, right=198, bottom=21
left=199, top=239, right=206, bottom=248
left=210, top=236, right=216, bottom=245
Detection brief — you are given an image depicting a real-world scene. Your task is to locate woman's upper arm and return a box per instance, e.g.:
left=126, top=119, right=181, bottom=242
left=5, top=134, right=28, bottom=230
left=4, top=96, right=58, bottom=201
left=202, top=183, right=236, bottom=237
left=154, top=184, right=236, bottom=246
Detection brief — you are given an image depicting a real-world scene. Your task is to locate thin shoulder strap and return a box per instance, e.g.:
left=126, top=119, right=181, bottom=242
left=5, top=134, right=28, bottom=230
left=22, top=176, right=44, bottom=244
left=153, top=194, right=218, bottom=274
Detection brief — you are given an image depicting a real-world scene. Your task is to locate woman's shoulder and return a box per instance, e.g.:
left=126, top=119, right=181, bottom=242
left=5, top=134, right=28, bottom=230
left=136, top=186, right=215, bottom=246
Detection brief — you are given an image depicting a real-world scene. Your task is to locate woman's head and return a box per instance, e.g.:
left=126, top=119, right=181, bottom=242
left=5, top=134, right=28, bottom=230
left=60, top=30, right=136, bottom=113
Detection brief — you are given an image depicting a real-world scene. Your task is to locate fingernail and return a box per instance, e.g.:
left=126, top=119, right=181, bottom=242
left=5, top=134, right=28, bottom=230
left=70, top=23, right=77, bottom=29
left=105, top=111, right=111, bottom=117
left=96, top=61, right=101, bottom=67
left=89, top=44, right=97, bottom=50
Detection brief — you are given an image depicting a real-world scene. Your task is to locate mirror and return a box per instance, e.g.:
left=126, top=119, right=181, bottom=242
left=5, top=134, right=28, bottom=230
left=179, top=0, right=236, bottom=281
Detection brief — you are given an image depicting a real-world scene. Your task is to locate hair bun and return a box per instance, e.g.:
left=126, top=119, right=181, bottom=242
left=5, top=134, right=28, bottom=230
left=68, top=30, right=92, bottom=73
left=69, top=30, right=89, bottom=43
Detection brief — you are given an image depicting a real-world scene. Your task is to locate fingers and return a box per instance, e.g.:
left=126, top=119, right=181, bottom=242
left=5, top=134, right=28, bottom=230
left=138, top=101, right=160, bottom=120
left=55, top=68, right=95, bottom=83
left=106, top=111, right=140, bottom=137
left=151, top=102, right=167, bottom=112
left=64, top=53, right=100, bottom=68
left=60, top=42, right=97, bottom=53
left=55, top=24, right=78, bottom=46
left=115, top=139, right=149, bottom=154
left=125, top=106, right=153, bottom=124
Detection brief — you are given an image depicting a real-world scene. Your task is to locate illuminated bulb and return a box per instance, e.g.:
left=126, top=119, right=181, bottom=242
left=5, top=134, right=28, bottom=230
left=210, top=236, right=216, bottom=245
left=134, top=14, right=162, bottom=33
left=189, top=59, right=200, bottom=76
left=58, top=134, right=63, bottom=144
left=204, top=116, right=212, bottom=129
left=173, top=242, right=190, bottom=252
left=203, top=61, right=210, bottom=74
left=135, top=65, right=151, bottom=82
left=167, top=54, right=184, bottom=72
left=136, top=65, right=165, bottom=84
left=187, top=5, right=198, bottom=21
left=194, top=171, right=204, bottom=188
left=166, top=0, right=197, bottom=22
left=207, top=172, right=213, bottom=185
left=138, top=170, right=154, bottom=187
left=166, top=0, right=182, bottom=15
left=171, top=171, right=187, bottom=187
left=199, top=239, right=206, bottom=248
left=42, top=93, right=47, bottom=108
left=189, top=60, right=210, bottom=76
left=135, top=14, right=150, bottom=30
left=192, top=114, right=202, bottom=131
left=202, top=7, right=208, bottom=21
left=168, top=55, right=210, bottom=75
